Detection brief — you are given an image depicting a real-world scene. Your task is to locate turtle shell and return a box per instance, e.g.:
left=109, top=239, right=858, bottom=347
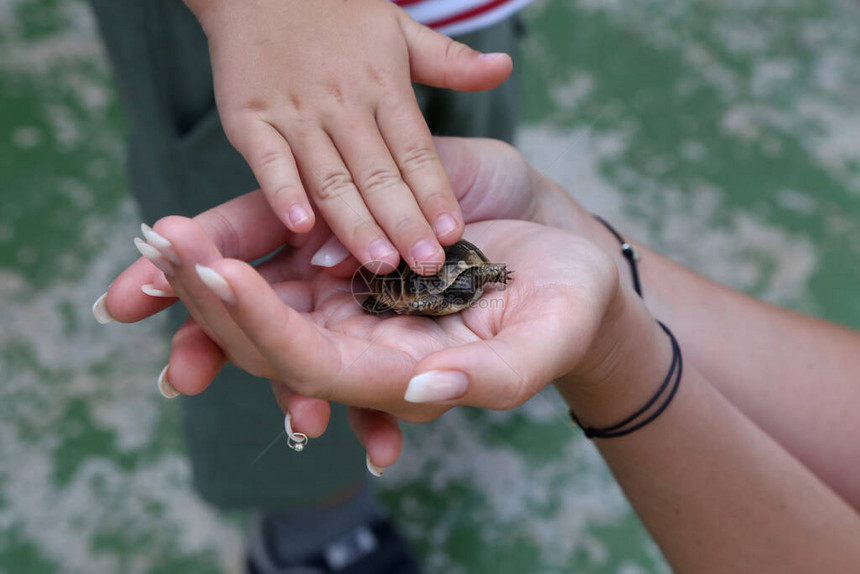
left=360, top=239, right=510, bottom=316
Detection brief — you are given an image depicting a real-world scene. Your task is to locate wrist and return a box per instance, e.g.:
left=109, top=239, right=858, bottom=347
left=532, top=184, right=644, bottom=309
left=554, top=284, right=673, bottom=429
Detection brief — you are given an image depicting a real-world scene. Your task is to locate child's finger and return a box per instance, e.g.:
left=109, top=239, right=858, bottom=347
left=192, top=190, right=297, bottom=260
left=377, top=97, right=464, bottom=247
left=399, top=13, right=513, bottom=91
left=327, top=112, right=445, bottom=273
left=291, top=127, right=401, bottom=273
left=225, top=117, right=315, bottom=234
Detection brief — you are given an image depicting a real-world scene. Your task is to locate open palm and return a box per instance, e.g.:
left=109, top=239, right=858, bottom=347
left=153, top=213, right=619, bottom=423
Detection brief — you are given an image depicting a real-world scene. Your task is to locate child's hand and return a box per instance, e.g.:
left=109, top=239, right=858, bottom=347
left=185, top=0, right=513, bottom=273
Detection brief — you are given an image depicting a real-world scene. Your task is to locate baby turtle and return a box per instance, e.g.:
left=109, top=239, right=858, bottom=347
left=359, top=239, right=511, bottom=316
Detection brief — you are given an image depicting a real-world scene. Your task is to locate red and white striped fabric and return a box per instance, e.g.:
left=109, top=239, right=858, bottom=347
left=392, top=0, right=533, bottom=37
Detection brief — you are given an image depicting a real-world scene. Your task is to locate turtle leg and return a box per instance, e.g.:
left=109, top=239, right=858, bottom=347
left=475, top=264, right=510, bottom=286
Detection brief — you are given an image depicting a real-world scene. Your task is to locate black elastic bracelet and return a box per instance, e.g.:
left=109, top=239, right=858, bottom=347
left=568, top=216, right=682, bottom=439
left=569, top=321, right=683, bottom=439
left=593, top=215, right=642, bottom=298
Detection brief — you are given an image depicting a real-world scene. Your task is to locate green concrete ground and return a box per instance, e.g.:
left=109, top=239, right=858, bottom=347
left=2, top=0, right=860, bottom=572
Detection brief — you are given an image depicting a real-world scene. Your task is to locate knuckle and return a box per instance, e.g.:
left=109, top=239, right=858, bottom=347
left=361, top=168, right=403, bottom=199
left=325, top=81, right=345, bottom=106
left=288, top=93, right=302, bottom=112
left=392, top=214, right=423, bottom=237
left=257, top=149, right=290, bottom=171
left=417, top=190, right=450, bottom=211
left=240, top=99, right=269, bottom=115
left=397, top=145, right=438, bottom=175
left=315, top=171, right=356, bottom=202
left=444, top=39, right=472, bottom=62
left=365, top=64, right=389, bottom=88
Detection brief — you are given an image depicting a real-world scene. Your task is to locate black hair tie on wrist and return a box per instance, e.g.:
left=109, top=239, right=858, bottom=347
left=569, top=321, right=682, bottom=438
left=568, top=216, right=682, bottom=439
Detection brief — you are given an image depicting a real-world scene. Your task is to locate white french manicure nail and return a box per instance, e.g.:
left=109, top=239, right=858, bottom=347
left=366, top=453, right=385, bottom=477
left=195, top=264, right=237, bottom=305
left=134, top=237, right=174, bottom=277
left=311, top=236, right=351, bottom=268
left=141, top=284, right=174, bottom=298
left=158, top=365, right=180, bottom=399
left=404, top=371, right=469, bottom=403
left=140, top=223, right=180, bottom=265
left=92, top=292, right=114, bottom=324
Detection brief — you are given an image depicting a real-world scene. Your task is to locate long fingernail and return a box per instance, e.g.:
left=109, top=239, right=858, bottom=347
left=158, top=364, right=180, bottom=399
left=134, top=237, right=174, bottom=277
left=140, top=223, right=180, bottom=265
left=92, top=292, right=114, bottom=324
left=434, top=214, right=458, bottom=239
left=311, top=236, right=350, bottom=268
left=366, top=453, right=385, bottom=477
left=141, top=284, right=174, bottom=298
left=195, top=264, right=237, bottom=305
left=404, top=370, right=469, bottom=403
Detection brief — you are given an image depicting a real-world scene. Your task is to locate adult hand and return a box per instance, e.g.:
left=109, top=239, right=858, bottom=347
left=97, top=137, right=631, bottom=470
left=122, top=208, right=641, bottom=469
left=184, top=0, right=513, bottom=274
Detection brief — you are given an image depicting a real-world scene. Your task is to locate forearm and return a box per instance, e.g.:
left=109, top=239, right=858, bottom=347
left=533, top=174, right=860, bottom=508
left=555, top=294, right=860, bottom=571
left=630, top=245, right=860, bottom=505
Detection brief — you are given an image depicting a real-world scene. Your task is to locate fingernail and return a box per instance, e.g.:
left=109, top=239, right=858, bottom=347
left=410, top=240, right=439, bottom=265
left=284, top=412, right=309, bottom=452
left=288, top=204, right=311, bottom=228
left=140, top=223, right=180, bottom=265
left=195, top=264, right=237, bottom=305
left=366, top=453, right=385, bottom=477
left=434, top=214, right=458, bottom=238
left=92, top=292, right=114, bottom=324
left=158, top=364, right=180, bottom=399
left=479, top=52, right=508, bottom=60
left=134, top=237, right=174, bottom=277
left=141, top=284, right=174, bottom=298
left=368, top=239, right=396, bottom=263
left=404, top=370, right=469, bottom=403
left=311, top=236, right=351, bottom=268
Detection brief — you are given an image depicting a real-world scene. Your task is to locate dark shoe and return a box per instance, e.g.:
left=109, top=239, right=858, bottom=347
left=246, top=514, right=422, bottom=574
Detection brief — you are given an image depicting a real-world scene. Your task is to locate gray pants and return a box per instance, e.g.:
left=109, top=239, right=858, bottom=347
left=91, top=0, right=521, bottom=509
